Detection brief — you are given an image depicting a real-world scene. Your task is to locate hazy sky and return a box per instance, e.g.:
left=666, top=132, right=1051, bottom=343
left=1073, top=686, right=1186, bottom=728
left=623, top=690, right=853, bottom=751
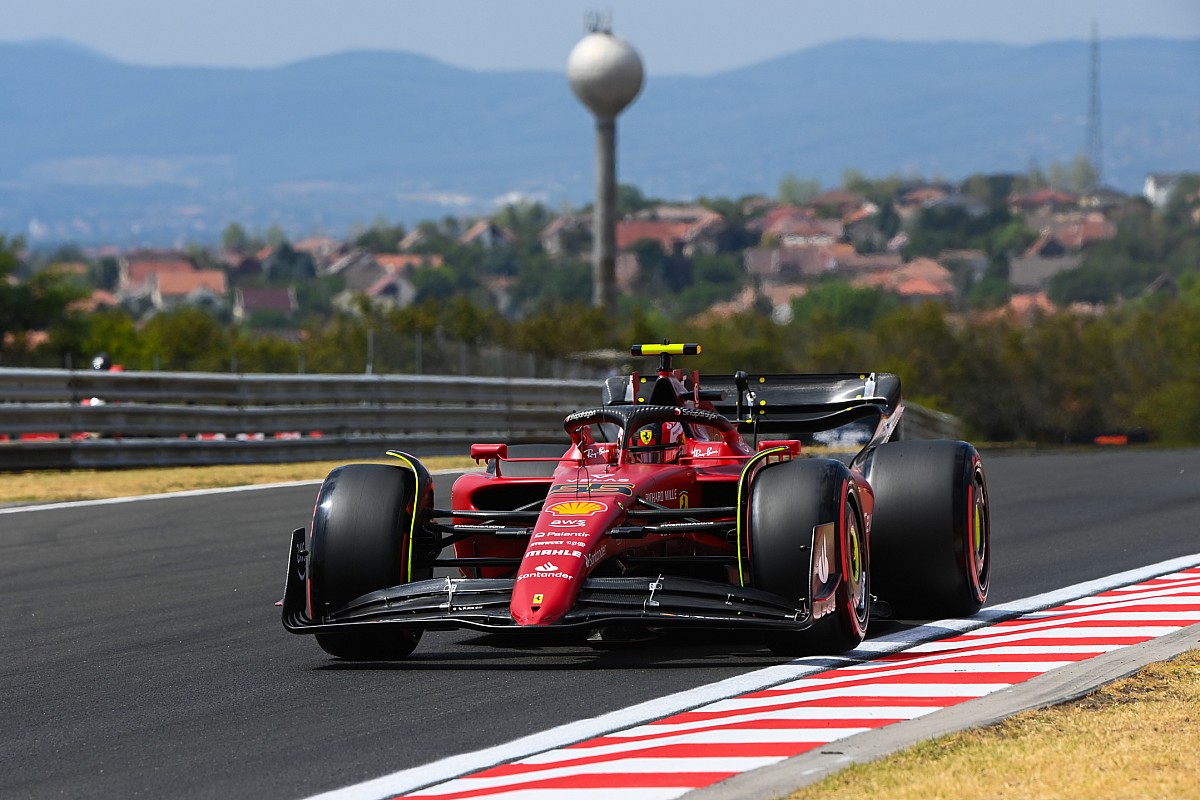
left=7, top=0, right=1200, bottom=75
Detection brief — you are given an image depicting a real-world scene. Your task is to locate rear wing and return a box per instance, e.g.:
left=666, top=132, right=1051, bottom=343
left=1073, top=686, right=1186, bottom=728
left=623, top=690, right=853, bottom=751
left=711, top=371, right=903, bottom=446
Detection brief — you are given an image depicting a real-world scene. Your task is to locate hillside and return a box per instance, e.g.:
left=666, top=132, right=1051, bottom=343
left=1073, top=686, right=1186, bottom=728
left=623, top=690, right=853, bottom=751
left=1, top=37, right=1197, bottom=244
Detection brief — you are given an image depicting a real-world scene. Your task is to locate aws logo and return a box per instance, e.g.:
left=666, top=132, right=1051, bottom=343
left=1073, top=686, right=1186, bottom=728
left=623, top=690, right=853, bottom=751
left=547, top=500, right=605, bottom=516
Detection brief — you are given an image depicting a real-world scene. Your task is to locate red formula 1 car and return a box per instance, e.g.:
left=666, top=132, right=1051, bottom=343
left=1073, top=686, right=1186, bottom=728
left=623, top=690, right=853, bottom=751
left=281, top=343, right=991, bottom=659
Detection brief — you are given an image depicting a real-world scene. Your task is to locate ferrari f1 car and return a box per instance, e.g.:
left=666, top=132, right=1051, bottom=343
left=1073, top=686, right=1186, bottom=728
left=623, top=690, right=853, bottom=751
left=281, top=343, right=990, bottom=658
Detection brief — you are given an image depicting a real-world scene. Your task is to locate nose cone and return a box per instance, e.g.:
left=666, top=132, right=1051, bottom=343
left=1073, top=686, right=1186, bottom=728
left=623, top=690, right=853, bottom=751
left=511, top=493, right=625, bottom=625
left=511, top=566, right=577, bottom=625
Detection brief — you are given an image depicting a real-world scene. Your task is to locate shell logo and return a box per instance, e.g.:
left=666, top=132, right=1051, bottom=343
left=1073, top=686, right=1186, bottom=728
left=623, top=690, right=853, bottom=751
left=547, top=501, right=605, bottom=516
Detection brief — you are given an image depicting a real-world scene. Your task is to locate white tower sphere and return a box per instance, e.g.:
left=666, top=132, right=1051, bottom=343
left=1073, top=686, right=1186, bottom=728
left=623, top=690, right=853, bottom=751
left=567, top=31, right=644, bottom=119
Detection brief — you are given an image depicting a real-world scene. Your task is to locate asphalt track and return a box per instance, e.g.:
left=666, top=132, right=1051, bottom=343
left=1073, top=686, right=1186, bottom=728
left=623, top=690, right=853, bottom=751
left=3, top=448, right=1200, bottom=799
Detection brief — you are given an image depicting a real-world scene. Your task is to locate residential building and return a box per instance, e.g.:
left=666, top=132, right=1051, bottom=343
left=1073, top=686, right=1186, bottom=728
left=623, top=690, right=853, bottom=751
left=234, top=287, right=298, bottom=323
left=151, top=270, right=227, bottom=311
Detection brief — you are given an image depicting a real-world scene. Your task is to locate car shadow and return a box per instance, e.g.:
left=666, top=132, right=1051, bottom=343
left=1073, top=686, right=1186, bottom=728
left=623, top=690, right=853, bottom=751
left=313, top=625, right=912, bottom=671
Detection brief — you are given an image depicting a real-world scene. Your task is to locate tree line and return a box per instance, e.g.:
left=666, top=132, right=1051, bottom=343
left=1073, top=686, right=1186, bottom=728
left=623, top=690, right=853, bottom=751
left=2, top=168, right=1199, bottom=445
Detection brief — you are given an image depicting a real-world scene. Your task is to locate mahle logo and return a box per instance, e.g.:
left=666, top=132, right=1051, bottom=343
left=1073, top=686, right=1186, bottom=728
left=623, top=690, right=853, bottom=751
left=547, top=501, right=605, bottom=516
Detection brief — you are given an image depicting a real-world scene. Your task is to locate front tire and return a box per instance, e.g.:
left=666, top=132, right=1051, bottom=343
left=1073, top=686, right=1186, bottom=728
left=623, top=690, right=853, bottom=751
left=307, top=463, right=432, bottom=659
left=747, top=459, right=869, bottom=656
left=868, top=440, right=991, bottom=619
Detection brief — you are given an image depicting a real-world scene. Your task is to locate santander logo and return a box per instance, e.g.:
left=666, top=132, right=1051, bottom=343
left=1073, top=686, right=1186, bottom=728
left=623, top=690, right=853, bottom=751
left=535, top=562, right=559, bottom=573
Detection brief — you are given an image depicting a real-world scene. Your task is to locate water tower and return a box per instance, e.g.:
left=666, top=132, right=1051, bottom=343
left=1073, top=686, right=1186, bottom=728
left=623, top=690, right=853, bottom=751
left=567, top=19, right=644, bottom=317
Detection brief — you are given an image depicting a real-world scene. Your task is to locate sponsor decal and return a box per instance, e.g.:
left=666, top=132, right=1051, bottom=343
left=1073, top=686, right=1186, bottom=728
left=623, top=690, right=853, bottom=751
left=585, top=545, right=607, bottom=569
left=550, top=482, right=634, bottom=497
left=517, top=571, right=572, bottom=580
left=638, top=428, right=656, bottom=445
left=527, top=549, right=584, bottom=559
left=532, top=593, right=543, bottom=604
left=548, top=518, right=586, bottom=527
left=692, top=445, right=724, bottom=457
left=535, top=562, right=559, bottom=573
left=814, top=523, right=834, bottom=583
left=644, top=489, right=678, bottom=504
left=547, top=501, right=606, bottom=516
left=531, top=532, right=588, bottom=543
left=679, top=491, right=689, bottom=509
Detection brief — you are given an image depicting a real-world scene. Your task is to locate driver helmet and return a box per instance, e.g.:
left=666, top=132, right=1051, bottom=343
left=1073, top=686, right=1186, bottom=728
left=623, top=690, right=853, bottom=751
left=92, top=353, right=112, bottom=371
left=630, top=421, right=684, bottom=463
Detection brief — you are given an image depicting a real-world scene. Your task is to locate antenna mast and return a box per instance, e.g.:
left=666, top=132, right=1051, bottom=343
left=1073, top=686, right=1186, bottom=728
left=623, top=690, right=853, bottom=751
left=1087, top=21, right=1103, bottom=188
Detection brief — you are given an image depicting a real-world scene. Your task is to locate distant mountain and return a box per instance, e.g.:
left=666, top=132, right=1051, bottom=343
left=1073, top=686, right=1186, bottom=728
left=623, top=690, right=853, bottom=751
left=1, top=37, right=1197, bottom=246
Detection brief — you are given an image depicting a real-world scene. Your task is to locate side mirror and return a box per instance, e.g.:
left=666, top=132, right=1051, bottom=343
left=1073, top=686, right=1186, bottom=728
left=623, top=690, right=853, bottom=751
left=470, top=443, right=508, bottom=463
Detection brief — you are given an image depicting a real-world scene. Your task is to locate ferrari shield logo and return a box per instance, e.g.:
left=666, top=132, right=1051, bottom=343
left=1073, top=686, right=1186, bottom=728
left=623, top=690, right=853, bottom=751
left=638, top=428, right=655, bottom=445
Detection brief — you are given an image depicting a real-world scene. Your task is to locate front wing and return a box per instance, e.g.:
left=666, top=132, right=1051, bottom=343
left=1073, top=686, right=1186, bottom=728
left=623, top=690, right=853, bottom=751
left=280, top=529, right=815, bottom=635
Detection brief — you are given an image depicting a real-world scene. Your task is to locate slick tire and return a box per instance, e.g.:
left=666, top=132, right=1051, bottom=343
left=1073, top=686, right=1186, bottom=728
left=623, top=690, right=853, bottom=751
left=868, top=440, right=991, bottom=619
left=307, top=463, right=431, bottom=660
left=748, top=458, right=869, bottom=656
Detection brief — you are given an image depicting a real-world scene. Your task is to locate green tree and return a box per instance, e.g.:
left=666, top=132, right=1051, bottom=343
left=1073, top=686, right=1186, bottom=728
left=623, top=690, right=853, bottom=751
left=789, top=281, right=899, bottom=332
left=615, top=183, right=653, bottom=217
left=1070, top=155, right=1100, bottom=193
left=263, top=243, right=316, bottom=282
left=511, top=258, right=592, bottom=311
left=77, top=309, right=142, bottom=368
left=410, top=264, right=460, bottom=304
left=674, top=253, right=745, bottom=318
left=91, top=256, right=120, bottom=291
left=350, top=217, right=407, bottom=253
left=0, top=236, right=90, bottom=365
left=222, top=222, right=251, bottom=253
left=777, top=174, right=821, bottom=206
left=138, top=307, right=233, bottom=371
left=871, top=303, right=959, bottom=409
left=1163, top=175, right=1200, bottom=227
left=493, top=202, right=552, bottom=257
left=841, top=170, right=906, bottom=207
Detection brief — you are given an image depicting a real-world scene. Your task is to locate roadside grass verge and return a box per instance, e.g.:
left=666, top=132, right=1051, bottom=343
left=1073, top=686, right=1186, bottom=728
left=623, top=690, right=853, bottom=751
left=0, top=456, right=477, bottom=504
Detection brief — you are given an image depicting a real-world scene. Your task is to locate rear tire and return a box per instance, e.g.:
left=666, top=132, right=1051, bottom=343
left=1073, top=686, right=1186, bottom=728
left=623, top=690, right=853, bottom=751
left=868, top=440, right=990, bottom=619
left=748, top=459, right=869, bottom=656
left=307, top=463, right=431, bottom=660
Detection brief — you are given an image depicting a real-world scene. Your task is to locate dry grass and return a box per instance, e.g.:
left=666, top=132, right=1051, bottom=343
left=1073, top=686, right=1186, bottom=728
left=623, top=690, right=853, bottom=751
left=0, top=456, right=477, bottom=504
left=785, top=649, right=1200, bottom=800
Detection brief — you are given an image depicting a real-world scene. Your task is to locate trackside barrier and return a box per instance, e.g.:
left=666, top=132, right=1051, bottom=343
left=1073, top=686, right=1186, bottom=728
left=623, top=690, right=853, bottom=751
left=0, top=368, right=959, bottom=470
left=898, top=403, right=961, bottom=441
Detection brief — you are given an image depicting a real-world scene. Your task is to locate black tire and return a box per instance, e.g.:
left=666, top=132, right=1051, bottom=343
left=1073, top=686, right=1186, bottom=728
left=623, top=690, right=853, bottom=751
left=307, top=463, right=431, bottom=660
left=868, top=440, right=991, bottom=619
left=748, top=458, right=869, bottom=656
left=489, top=443, right=567, bottom=478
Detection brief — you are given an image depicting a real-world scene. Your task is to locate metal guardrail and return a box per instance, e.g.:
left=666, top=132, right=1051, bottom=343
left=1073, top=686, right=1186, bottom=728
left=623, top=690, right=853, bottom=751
left=0, top=368, right=961, bottom=470
left=0, top=368, right=600, bottom=470
left=898, top=403, right=962, bottom=441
